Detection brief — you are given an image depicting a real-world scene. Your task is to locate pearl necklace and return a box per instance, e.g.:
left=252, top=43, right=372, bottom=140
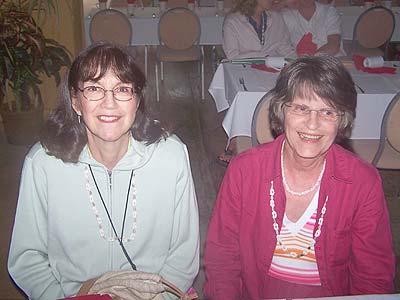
left=269, top=180, right=328, bottom=258
left=260, top=12, right=267, bottom=46
left=249, top=12, right=267, bottom=46
left=281, top=141, right=326, bottom=197
left=84, top=165, right=137, bottom=242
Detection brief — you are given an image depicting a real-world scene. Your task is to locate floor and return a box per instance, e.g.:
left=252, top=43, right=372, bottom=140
left=0, top=46, right=399, bottom=299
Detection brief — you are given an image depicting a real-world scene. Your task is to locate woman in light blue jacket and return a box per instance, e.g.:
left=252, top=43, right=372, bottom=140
left=8, top=42, right=200, bottom=300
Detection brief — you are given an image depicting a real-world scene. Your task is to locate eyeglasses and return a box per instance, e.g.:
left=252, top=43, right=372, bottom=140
left=284, top=103, right=344, bottom=122
left=77, top=86, right=135, bottom=101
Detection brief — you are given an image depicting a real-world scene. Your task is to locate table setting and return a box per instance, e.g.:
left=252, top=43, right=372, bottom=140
left=83, top=2, right=400, bottom=49
left=208, top=56, right=400, bottom=148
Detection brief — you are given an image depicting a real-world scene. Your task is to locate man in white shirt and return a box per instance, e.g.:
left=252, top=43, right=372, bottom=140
left=281, top=0, right=346, bottom=56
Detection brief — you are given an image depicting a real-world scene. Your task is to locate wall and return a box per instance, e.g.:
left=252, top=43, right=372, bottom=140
left=39, top=0, right=85, bottom=116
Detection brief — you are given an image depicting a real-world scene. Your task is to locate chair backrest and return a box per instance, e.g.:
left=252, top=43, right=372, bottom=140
left=372, top=92, right=400, bottom=165
left=89, top=9, right=132, bottom=46
left=251, top=94, right=274, bottom=147
left=158, top=7, right=200, bottom=50
left=353, top=6, right=395, bottom=49
left=168, top=0, right=188, bottom=7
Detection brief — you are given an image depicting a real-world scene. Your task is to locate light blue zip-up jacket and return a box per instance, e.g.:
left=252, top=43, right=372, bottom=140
left=8, top=135, right=200, bottom=300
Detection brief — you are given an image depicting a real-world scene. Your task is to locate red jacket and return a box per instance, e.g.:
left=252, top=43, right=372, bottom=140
left=204, top=135, right=395, bottom=300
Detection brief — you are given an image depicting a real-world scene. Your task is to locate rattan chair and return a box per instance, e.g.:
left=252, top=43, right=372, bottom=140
left=155, top=7, right=204, bottom=101
left=89, top=8, right=147, bottom=75
left=89, top=8, right=132, bottom=46
left=345, top=6, right=395, bottom=59
left=251, top=93, right=274, bottom=147
left=351, top=92, right=400, bottom=170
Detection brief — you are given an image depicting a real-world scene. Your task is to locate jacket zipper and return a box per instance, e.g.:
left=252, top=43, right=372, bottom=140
left=107, top=169, right=112, bottom=191
left=107, top=169, right=113, bottom=270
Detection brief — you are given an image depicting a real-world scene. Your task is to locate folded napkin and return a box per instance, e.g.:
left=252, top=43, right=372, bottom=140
left=251, top=64, right=279, bottom=73
left=352, top=55, right=396, bottom=74
left=296, top=33, right=317, bottom=56
left=60, top=295, right=112, bottom=300
left=265, top=56, right=286, bottom=69
left=230, top=58, right=265, bottom=65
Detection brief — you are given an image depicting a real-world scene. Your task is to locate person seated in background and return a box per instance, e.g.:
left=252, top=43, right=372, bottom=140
left=217, top=0, right=295, bottom=165
left=204, top=55, right=395, bottom=300
left=222, top=0, right=295, bottom=59
left=8, top=42, right=199, bottom=300
left=281, top=0, right=346, bottom=56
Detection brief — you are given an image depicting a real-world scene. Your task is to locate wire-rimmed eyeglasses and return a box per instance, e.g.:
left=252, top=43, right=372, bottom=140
left=284, top=103, right=344, bottom=122
left=77, top=86, right=135, bottom=102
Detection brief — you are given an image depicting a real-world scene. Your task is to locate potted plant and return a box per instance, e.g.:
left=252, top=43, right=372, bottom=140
left=0, top=0, right=71, bottom=145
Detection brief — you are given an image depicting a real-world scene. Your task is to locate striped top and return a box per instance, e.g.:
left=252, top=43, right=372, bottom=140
left=268, top=189, right=321, bottom=286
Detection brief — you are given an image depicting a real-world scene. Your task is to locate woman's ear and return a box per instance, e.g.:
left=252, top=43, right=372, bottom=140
left=71, top=92, right=82, bottom=116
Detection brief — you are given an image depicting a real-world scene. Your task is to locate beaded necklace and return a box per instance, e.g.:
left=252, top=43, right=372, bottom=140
left=249, top=11, right=267, bottom=46
left=269, top=180, right=328, bottom=258
left=84, top=165, right=137, bottom=242
left=281, top=141, right=326, bottom=197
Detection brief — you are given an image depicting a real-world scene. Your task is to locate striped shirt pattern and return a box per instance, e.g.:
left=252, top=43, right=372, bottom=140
left=268, top=190, right=321, bottom=286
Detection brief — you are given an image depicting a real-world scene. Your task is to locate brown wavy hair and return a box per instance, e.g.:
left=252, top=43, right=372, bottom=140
left=40, top=42, right=168, bottom=163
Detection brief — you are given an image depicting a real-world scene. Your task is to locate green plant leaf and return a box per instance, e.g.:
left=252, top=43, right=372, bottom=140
left=0, top=0, right=70, bottom=112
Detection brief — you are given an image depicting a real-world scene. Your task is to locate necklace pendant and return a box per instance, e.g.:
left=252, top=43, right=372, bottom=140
left=269, top=174, right=329, bottom=260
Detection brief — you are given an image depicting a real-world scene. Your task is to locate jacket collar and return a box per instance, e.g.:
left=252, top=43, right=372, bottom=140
left=78, top=135, right=157, bottom=171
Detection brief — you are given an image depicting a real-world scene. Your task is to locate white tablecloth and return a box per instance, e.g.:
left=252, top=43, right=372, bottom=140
left=84, top=5, right=400, bottom=46
left=84, top=6, right=226, bottom=46
left=208, top=63, right=400, bottom=143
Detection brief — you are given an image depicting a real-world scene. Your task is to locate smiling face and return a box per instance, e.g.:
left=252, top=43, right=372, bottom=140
left=72, top=69, right=139, bottom=148
left=283, top=91, right=339, bottom=162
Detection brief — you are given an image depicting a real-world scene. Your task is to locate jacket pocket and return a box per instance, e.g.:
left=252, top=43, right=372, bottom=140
left=329, top=228, right=351, bottom=266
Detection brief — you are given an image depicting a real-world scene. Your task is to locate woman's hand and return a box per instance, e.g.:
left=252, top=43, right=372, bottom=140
left=77, top=278, right=98, bottom=296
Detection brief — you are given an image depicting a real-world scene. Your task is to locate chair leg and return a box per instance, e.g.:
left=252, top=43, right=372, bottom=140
left=201, top=46, right=205, bottom=100
left=144, top=46, right=148, bottom=78
left=161, top=62, right=164, bottom=81
left=201, top=60, right=205, bottom=100
left=155, top=62, right=160, bottom=102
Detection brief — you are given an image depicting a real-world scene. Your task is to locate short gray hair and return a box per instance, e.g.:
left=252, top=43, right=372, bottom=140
left=269, top=55, right=357, bottom=142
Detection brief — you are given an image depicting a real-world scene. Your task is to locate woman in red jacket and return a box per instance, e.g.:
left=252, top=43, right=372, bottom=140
left=204, top=55, right=395, bottom=299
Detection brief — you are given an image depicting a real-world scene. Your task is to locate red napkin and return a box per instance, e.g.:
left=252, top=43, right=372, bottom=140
left=60, top=295, right=113, bottom=300
left=296, top=33, right=317, bottom=56
left=352, top=55, right=396, bottom=74
left=251, top=64, right=279, bottom=73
